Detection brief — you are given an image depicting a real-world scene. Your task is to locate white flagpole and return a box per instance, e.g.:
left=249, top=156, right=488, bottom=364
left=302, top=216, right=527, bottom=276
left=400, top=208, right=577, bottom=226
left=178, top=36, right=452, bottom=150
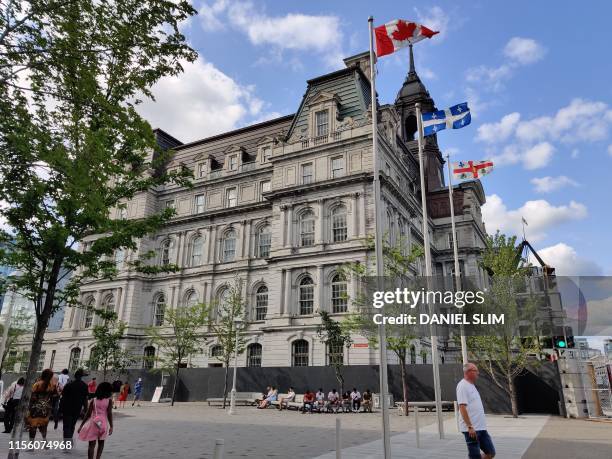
left=446, top=154, right=468, bottom=365
left=368, top=16, right=391, bottom=459
left=416, top=102, right=444, bottom=439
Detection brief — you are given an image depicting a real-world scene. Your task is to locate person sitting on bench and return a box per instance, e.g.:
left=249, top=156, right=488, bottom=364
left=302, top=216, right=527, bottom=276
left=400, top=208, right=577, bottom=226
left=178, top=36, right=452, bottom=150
left=350, top=388, right=362, bottom=413
left=341, top=391, right=351, bottom=413
left=258, top=386, right=277, bottom=409
left=326, top=389, right=340, bottom=413
left=302, top=390, right=315, bottom=414
left=362, top=389, right=373, bottom=413
left=277, top=387, right=296, bottom=411
left=315, top=388, right=325, bottom=412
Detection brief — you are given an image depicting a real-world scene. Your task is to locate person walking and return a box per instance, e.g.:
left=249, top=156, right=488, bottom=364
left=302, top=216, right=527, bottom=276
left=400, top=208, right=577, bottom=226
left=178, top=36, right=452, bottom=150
left=2, top=377, right=25, bottom=433
left=59, top=368, right=89, bottom=444
left=457, top=363, right=496, bottom=459
left=111, top=379, right=122, bottom=409
left=78, top=382, right=114, bottom=459
left=117, top=381, right=130, bottom=409
left=88, top=377, right=97, bottom=399
left=25, top=369, right=59, bottom=442
left=131, top=378, right=142, bottom=406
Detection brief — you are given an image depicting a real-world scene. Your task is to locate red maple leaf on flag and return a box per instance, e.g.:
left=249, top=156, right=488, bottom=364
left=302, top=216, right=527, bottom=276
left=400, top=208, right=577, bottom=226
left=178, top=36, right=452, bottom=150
left=391, top=20, right=417, bottom=42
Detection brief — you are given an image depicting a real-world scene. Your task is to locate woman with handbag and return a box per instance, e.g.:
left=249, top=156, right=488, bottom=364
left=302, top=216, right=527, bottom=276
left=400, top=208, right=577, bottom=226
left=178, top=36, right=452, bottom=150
left=25, top=369, right=58, bottom=441
left=2, top=377, right=25, bottom=433
left=78, top=382, right=113, bottom=459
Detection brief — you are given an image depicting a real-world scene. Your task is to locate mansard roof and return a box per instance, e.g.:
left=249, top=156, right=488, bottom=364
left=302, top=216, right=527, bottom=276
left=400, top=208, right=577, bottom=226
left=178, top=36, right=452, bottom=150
left=285, top=66, right=372, bottom=141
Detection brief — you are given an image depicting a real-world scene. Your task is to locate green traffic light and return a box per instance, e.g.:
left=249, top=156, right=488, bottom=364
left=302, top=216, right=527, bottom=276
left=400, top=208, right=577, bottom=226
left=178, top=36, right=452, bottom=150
left=558, top=340, right=566, bottom=348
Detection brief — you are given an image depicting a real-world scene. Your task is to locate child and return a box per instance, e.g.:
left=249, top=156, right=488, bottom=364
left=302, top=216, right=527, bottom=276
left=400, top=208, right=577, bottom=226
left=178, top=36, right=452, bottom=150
left=78, top=382, right=113, bottom=459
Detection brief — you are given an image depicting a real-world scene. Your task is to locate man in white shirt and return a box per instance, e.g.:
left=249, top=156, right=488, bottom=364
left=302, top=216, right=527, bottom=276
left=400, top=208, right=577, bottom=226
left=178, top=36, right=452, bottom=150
left=315, top=388, right=325, bottom=412
left=350, top=388, right=362, bottom=412
left=457, top=363, right=496, bottom=459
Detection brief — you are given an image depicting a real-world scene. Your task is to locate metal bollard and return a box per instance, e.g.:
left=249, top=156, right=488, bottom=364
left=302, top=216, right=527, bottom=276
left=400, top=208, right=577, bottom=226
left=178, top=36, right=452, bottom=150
left=414, top=406, right=420, bottom=448
left=213, top=438, right=225, bottom=459
left=336, top=418, right=342, bottom=459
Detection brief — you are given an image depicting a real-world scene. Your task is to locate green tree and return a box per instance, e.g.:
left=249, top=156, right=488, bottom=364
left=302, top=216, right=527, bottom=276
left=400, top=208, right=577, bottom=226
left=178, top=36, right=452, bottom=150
left=208, top=278, right=248, bottom=409
left=0, top=309, right=33, bottom=379
left=86, top=310, right=135, bottom=382
left=467, top=231, right=541, bottom=417
left=147, top=302, right=210, bottom=406
left=0, top=1, right=196, bottom=454
left=344, top=235, right=423, bottom=415
left=316, top=310, right=352, bottom=394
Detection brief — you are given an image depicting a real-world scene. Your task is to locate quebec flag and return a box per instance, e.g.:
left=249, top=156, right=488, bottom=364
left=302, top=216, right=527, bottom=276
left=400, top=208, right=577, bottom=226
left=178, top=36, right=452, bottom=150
left=421, top=102, right=471, bottom=137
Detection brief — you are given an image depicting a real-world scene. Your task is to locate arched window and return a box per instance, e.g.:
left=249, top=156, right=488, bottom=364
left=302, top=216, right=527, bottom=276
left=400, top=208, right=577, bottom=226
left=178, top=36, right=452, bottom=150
left=83, top=297, right=95, bottom=329
left=299, top=210, right=315, bottom=247
left=256, top=225, right=271, bottom=258
left=210, top=345, right=223, bottom=358
left=101, top=294, right=115, bottom=324
left=292, top=339, right=309, bottom=367
left=69, top=348, right=81, bottom=372
left=331, top=273, right=348, bottom=313
left=143, top=346, right=156, bottom=370
left=246, top=343, right=262, bottom=367
left=410, top=345, right=416, bottom=364
left=327, top=341, right=343, bottom=366
left=255, top=285, right=268, bottom=321
left=89, top=347, right=100, bottom=371
left=114, top=249, right=125, bottom=267
left=153, top=294, right=165, bottom=326
left=190, top=235, right=204, bottom=266
left=331, top=205, right=347, bottom=242
left=298, top=277, right=314, bottom=315
left=184, top=290, right=198, bottom=308
left=405, top=114, right=418, bottom=141
left=222, top=229, right=236, bottom=262
left=160, top=239, right=171, bottom=266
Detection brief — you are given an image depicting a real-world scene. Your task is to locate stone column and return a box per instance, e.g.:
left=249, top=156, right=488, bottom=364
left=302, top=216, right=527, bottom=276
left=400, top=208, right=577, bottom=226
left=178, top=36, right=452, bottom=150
left=283, top=269, right=292, bottom=315
left=352, top=192, right=360, bottom=237
left=244, top=220, right=252, bottom=258
left=315, top=199, right=324, bottom=244
left=176, top=231, right=185, bottom=266
left=360, top=186, right=367, bottom=236
left=280, top=205, right=287, bottom=247
left=207, top=226, right=217, bottom=264
left=286, top=205, right=293, bottom=247
left=316, top=265, right=325, bottom=312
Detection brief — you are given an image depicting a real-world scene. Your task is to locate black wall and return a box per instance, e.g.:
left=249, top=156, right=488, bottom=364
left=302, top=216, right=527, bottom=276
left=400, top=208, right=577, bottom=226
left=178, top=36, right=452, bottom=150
left=2, top=362, right=562, bottom=415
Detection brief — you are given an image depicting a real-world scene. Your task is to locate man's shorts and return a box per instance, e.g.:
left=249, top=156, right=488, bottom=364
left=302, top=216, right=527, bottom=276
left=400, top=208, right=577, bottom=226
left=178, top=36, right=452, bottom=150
left=462, top=430, right=495, bottom=458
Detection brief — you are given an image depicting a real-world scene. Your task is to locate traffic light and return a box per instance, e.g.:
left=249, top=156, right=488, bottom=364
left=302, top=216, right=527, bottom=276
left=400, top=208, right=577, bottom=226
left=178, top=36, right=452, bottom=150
left=553, top=336, right=567, bottom=349
left=564, top=327, right=575, bottom=349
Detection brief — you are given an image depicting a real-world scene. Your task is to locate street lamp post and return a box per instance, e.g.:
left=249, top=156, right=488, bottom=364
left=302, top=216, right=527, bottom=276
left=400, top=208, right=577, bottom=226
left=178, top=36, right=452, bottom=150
left=228, top=316, right=243, bottom=415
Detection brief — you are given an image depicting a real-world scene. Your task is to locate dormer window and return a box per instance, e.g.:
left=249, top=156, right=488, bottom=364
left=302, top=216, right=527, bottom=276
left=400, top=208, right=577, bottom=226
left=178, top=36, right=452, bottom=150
left=262, top=146, right=272, bottom=162
left=315, top=110, right=329, bottom=137
left=229, top=155, right=238, bottom=171
left=198, top=163, right=206, bottom=178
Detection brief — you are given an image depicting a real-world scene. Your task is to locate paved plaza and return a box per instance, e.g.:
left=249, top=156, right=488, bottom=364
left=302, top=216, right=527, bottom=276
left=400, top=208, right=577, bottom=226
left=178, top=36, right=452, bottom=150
left=0, top=403, right=610, bottom=458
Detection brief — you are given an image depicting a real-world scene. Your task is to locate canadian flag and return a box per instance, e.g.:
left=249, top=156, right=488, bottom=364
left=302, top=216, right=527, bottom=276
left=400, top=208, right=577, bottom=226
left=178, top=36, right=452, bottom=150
left=375, top=19, right=439, bottom=57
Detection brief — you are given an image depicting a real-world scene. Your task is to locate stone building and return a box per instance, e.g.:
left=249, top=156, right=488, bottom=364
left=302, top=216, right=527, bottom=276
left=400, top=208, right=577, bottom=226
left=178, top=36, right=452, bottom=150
left=30, top=50, right=488, bottom=372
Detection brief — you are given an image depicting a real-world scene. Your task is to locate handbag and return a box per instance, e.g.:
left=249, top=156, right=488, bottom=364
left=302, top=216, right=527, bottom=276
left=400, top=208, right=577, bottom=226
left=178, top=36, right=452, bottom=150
left=90, top=400, right=104, bottom=432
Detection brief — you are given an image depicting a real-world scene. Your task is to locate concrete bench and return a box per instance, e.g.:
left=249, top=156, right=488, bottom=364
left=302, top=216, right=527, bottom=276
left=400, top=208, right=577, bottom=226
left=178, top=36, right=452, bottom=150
left=206, top=392, right=261, bottom=406
left=395, top=401, right=456, bottom=415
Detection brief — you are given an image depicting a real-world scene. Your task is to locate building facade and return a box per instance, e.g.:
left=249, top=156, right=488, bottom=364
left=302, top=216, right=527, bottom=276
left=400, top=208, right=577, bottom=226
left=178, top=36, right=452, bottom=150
left=28, top=51, right=488, bottom=373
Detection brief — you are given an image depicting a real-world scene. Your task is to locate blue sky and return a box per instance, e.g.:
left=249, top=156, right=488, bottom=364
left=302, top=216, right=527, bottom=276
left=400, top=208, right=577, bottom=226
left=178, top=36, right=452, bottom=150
left=139, top=0, right=612, bottom=279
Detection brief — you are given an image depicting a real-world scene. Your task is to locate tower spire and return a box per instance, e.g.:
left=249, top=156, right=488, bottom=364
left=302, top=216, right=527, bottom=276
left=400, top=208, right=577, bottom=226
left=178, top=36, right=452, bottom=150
left=409, top=44, right=415, bottom=75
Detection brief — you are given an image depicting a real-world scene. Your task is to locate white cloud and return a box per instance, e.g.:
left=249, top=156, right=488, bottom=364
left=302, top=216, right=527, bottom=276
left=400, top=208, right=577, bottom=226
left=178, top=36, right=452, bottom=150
left=482, top=194, right=587, bottom=241
left=531, top=175, right=579, bottom=193
left=530, top=243, right=603, bottom=276
left=515, top=98, right=612, bottom=144
left=476, top=112, right=520, bottom=143
left=466, top=36, right=545, bottom=91
left=137, top=57, right=265, bottom=143
left=503, top=37, right=546, bottom=65
left=415, top=6, right=450, bottom=41
left=197, top=1, right=344, bottom=68
left=490, top=141, right=555, bottom=170
left=199, top=0, right=229, bottom=31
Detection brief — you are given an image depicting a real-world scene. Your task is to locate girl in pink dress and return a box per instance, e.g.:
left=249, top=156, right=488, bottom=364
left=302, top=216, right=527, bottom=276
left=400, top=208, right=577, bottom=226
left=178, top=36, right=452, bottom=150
left=78, top=382, right=114, bottom=459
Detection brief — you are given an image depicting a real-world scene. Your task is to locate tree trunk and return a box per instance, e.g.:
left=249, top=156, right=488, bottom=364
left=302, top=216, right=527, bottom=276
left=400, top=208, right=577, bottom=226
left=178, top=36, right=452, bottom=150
left=8, top=312, right=52, bottom=459
left=334, top=366, right=345, bottom=395
left=508, top=372, right=518, bottom=417
left=171, top=362, right=181, bottom=406
left=222, top=363, right=229, bottom=409
left=399, top=357, right=409, bottom=416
